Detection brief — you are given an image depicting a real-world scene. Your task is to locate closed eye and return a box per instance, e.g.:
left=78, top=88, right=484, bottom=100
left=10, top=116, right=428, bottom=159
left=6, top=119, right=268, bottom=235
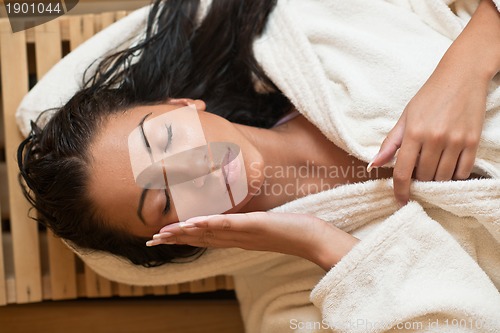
left=162, top=188, right=170, bottom=216
left=164, top=124, right=173, bottom=152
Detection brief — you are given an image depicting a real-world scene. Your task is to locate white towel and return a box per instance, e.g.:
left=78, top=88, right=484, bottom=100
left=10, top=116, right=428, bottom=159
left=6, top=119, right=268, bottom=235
left=16, top=0, right=500, bottom=332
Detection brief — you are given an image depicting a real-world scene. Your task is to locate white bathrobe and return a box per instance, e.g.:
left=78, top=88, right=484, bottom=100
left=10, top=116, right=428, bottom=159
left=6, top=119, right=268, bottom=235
left=16, top=0, right=500, bottom=332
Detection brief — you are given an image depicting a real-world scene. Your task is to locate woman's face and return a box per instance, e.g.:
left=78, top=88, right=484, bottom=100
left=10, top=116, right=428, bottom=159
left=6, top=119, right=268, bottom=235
left=88, top=99, right=264, bottom=238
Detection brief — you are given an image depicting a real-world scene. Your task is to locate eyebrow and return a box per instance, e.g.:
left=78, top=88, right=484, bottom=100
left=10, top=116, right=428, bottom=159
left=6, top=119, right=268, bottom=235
left=139, top=112, right=154, bottom=163
left=137, top=188, right=149, bottom=225
left=135, top=112, right=171, bottom=225
left=136, top=113, right=153, bottom=225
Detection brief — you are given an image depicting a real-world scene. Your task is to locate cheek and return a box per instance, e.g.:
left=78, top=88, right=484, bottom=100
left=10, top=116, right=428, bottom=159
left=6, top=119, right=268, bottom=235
left=245, top=158, right=265, bottom=196
left=199, top=114, right=236, bottom=142
left=169, top=173, right=232, bottom=220
left=167, top=148, right=248, bottom=220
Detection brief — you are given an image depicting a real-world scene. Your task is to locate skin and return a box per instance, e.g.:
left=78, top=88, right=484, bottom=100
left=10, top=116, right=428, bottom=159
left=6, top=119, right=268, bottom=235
left=372, top=0, right=500, bottom=206
left=91, top=2, right=499, bottom=272
left=89, top=99, right=263, bottom=238
left=89, top=98, right=391, bottom=240
left=150, top=1, right=500, bottom=272
left=155, top=211, right=359, bottom=271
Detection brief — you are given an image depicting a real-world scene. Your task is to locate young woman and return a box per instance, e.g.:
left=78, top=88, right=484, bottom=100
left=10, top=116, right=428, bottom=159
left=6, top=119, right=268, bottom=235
left=17, top=0, right=499, bottom=266
left=16, top=0, right=385, bottom=267
left=16, top=0, right=500, bottom=331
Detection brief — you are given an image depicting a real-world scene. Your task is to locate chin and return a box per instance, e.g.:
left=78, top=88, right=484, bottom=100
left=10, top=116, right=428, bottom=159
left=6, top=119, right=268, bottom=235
left=225, top=191, right=257, bottom=214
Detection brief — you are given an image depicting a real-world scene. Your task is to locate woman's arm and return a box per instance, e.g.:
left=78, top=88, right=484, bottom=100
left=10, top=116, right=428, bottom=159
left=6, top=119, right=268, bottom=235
left=370, top=0, right=500, bottom=206
left=147, top=211, right=359, bottom=271
left=451, top=0, right=500, bottom=78
left=150, top=209, right=500, bottom=332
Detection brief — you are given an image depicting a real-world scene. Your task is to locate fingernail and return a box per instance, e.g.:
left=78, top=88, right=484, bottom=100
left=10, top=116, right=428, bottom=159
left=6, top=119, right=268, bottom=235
left=152, top=232, right=173, bottom=240
left=367, top=161, right=379, bottom=173
left=146, top=240, right=159, bottom=247
left=367, top=154, right=379, bottom=173
left=146, top=239, right=176, bottom=246
left=179, top=221, right=195, bottom=228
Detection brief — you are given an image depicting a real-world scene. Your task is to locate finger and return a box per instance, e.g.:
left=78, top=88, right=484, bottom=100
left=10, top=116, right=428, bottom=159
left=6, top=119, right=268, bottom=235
left=453, top=147, right=477, bottom=180
left=415, top=142, right=444, bottom=181
left=183, top=212, right=269, bottom=232
left=147, top=233, right=228, bottom=248
left=157, top=222, right=190, bottom=235
left=371, top=121, right=405, bottom=170
left=188, top=214, right=245, bottom=230
left=159, top=215, right=236, bottom=234
left=434, top=147, right=462, bottom=181
left=149, top=228, right=253, bottom=248
left=156, top=223, right=239, bottom=240
left=393, top=140, right=421, bottom=205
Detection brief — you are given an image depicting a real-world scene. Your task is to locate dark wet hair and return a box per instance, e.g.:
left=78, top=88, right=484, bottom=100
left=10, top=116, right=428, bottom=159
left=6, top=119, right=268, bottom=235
left=17, top=0, right=290, bottom=267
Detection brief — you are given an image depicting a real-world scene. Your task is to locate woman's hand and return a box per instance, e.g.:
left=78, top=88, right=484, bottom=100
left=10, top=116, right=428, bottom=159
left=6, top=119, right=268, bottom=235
left=370, top=68, right=487, bottom=205
left=147, top=212, right=359, bottom=271
left=369, top=0, right=500, bottom=206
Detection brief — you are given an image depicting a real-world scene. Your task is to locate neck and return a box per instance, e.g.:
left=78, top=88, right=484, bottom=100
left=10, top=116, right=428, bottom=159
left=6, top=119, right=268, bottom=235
left=234, top=114, right=387, bottom=212
left=235, top=115, right=338, bottom=212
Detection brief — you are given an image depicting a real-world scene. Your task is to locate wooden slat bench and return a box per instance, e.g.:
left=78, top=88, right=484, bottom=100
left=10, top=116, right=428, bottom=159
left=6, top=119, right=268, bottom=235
left=0, top=12, right=242, bottom=332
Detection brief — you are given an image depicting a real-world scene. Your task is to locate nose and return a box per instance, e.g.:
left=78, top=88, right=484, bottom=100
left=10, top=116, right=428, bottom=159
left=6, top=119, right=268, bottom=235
left=136, top=146, right=212, bottom=189
left=168, top=158, right=210, bottom=184
left=135, top=143, right=241, bottom=189
left=162, top=146, right=212, bottom=186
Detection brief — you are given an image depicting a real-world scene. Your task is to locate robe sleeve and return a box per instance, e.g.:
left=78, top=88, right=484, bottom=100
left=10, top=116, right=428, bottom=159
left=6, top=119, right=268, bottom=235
left=310, top=203, right=500, bottom=333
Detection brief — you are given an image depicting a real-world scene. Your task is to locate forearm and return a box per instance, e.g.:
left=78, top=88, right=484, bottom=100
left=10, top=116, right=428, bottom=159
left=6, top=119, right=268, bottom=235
left=440, top=0, right=500, bottom=81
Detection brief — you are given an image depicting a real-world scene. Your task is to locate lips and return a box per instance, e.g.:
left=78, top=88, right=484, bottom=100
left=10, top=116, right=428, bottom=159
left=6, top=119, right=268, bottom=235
left=222, top=146, right=242, bottom=186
